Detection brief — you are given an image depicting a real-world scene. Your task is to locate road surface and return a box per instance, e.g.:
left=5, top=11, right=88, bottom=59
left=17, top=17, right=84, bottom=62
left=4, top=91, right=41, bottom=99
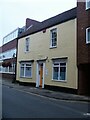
left=2, top=85, right=90, bottom=119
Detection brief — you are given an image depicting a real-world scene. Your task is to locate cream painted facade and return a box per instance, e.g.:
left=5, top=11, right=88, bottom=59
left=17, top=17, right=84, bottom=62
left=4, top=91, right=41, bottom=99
left=16, top=18, right=77, bottom=89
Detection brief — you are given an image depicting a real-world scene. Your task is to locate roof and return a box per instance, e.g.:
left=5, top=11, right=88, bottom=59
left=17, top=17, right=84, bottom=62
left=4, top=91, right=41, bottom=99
left=18, top=7, right=77, bottom=39
left=25, top=18, right=41, bottom=29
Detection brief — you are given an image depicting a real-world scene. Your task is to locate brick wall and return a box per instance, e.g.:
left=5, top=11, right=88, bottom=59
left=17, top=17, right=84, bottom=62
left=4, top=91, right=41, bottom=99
left=77, top=1, right=90, bottom=95
left=77, top=2, right=90, bottom=65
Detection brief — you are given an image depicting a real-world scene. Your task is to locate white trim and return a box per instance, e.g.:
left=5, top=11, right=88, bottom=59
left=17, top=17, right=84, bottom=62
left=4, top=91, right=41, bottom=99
left=0, top=72, right=15, bottom=74
left=50, top=28, right=57, bottom=48
left=86, top=27, right=90, bottom=44
left=52, top=79, right=67, bottom=82
left=50, top=46, right=57, bottom=49
left=52, top=61, right=67, bottom=81
left=86, top=0, right=90, bottom=10
left=25, top=37, right=30, bottom=52
left=36, top=62, right=45, bottom=88
left=42, top=62, right=45, bottom=88
left=20, top=76, right=32, bottom=79
left=20, top=62, right=32, bottom=78
left=36, top=63, right=39, bottom=87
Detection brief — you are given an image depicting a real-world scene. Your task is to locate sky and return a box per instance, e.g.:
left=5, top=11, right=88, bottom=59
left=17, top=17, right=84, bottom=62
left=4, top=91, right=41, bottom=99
left=0, top=0, right=76, bottom=47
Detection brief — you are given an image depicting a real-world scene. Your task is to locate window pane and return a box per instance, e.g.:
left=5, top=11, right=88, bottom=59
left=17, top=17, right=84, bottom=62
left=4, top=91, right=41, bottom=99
left=54, top=38, right=57, bottom=45
left=52, top=38, right=57, bottom=46
left=25, top=67, right=31, bottom=77
left=51, top=29, right=57, bottom=47
left=26, top=64, right=31, bottom=67
left=52, top=39, right=54, bottom=46
left=60, top=67, right=66, bottom=80
left=9, top=66, right=13, bottom=72
left=88, top=29, right=90, bottom=42
left=53, top=32, right=57, bottom=38
left=87, top=0, right=90, bottom=8
left=20, top=67, right=24, bottom=77
left=53, top=67, right=59, bottom=80
left=26, top=38, right=29, bottom=51
left=54, top=63, right=59, bottom=66
left=60, top=63, right=66, bottom=66
left=21, top=64, right=24, bottom=67
left=26, top=38, right=29, bottom=43
left=26, top=45, right=29, bottom=51
left=52, top=31, right=57, bottom=38
left=5, top=67, right=8, bottom=72
left=0, top=66, right=1, bottom=71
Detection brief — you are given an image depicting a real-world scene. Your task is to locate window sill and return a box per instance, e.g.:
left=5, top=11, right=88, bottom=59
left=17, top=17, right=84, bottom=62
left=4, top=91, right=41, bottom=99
left=86, top=41, right=90, bottom=44
left=0, top=72, right=15, bottom=74
left=52, top=79, right=67, bottom=83
left=50, top=46, right=57, bottom=49
left=20, top=76, right=32, bottom=79
left=24, top=51, right=30, bottom=54
left=86, top=7, right=90, bottom=10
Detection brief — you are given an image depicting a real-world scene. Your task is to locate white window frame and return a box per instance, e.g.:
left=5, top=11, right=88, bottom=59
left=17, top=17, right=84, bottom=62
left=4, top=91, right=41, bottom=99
left=1, top=63, right=15, bottom=74
left=86, top=27, right=90, bottom=44
left=50, top=28, right=57, bottom=48
left=86, top=0, right=90, bottom=10
left=52, top=61, right=67, bottom=82
left=25, top=37, right=30, bottom=52
left=20, top=62, right=32, bottom=78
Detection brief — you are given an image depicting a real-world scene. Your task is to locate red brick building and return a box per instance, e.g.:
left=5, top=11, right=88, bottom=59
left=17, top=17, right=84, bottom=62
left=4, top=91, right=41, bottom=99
left=0, top=28, right=24, bottom=80
left=0, top=18, right=40, bottom=80
left=77, top=0, right=90, bottom=95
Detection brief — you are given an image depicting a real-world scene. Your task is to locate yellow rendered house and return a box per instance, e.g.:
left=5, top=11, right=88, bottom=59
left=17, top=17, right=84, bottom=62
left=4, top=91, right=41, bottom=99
left=16, top=8, right=77, bottom=93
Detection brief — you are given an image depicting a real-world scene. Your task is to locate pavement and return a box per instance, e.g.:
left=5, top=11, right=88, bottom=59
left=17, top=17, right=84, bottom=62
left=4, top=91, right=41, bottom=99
left=1, top=78, right=90, bottom=102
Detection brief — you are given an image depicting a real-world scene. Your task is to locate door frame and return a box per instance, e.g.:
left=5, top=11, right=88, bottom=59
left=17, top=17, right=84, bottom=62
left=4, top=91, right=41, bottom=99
left=36, top=61, right=45, bottom=88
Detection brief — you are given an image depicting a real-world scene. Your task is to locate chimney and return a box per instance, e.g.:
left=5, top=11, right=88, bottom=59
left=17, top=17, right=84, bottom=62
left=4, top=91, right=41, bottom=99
left=26, top=18, right=32, bottom=29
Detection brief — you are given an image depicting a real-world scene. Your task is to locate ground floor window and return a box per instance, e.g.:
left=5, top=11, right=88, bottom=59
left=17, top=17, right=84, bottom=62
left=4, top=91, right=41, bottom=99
left=52, top=61, right=66, bottom=81
left=0, top=63, right=15, bottom=74
left=20, top=62, right=32, bottom=78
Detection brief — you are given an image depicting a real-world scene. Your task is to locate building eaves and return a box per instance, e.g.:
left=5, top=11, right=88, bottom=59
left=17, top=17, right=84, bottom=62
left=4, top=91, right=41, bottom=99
left=18, top=7, right=77, bottom=39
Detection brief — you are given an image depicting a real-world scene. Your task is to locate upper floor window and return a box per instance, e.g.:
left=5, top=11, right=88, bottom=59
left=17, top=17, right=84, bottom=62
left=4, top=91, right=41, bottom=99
left=86, top=0, right=90, bottom=9
left=3, top=28, right=18, bottom=45
left=25, top=37, right=30, bottom=52
left=0, top=49, right=16, bottom=60
left=86, top=27, right=90, bottom=44
left=50, top=28, right=57, bottom=48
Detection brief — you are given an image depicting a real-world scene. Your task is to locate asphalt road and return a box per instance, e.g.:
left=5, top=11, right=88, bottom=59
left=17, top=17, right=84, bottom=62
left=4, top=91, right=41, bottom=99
left=2, top=85, right=90, bottom=119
